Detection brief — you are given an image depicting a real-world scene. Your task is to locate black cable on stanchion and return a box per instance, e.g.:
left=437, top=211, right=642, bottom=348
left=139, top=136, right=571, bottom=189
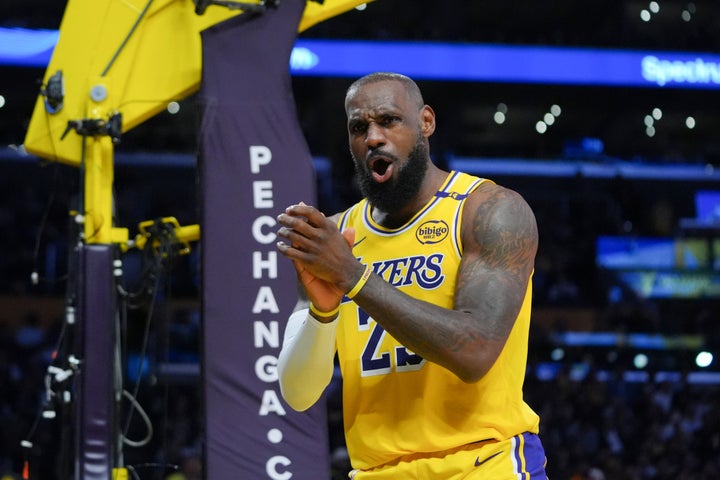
left=115, top=219, right=184, bottom=475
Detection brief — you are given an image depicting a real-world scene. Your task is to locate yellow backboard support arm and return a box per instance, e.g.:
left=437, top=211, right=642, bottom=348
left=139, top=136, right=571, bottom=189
left=23, top=0, right=371, bottom=245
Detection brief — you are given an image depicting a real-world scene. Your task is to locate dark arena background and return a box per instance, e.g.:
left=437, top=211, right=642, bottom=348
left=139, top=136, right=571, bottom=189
left=1, top=1, right=720, bottom=479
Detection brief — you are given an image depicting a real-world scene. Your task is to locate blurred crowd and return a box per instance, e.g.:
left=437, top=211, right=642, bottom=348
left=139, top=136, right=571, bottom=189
left=526, top=368, right=720, bottom=480
left=1, top=310, right=719, bottom=480
left=0, top=310, right=203, bottom=480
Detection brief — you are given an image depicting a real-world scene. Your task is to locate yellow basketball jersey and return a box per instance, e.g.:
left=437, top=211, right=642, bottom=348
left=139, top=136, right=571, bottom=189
left=336, top=171, right=540, bottom=470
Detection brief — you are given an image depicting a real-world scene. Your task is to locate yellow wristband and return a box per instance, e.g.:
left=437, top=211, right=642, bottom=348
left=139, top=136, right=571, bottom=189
left=346, top=264, right=372, bottom=299
left=309, top=302, right=340, bottom=319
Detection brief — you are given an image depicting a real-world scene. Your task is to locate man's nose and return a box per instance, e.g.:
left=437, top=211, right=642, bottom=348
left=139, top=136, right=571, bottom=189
left=365, top=123, right=385, bottom=148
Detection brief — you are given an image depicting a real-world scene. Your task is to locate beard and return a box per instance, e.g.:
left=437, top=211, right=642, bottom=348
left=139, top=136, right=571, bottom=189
left=353, top=137, right=429, bottom=214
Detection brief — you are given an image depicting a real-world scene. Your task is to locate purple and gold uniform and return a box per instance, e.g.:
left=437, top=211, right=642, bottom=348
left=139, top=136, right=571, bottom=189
left=336, top=171, right=546, bottom=478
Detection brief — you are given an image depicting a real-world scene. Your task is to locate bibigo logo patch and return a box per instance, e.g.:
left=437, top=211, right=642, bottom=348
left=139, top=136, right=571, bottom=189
left=415, top=220, right=449, bottom=245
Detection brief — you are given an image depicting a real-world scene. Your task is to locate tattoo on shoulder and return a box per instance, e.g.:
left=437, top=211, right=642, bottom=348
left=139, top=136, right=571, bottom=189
left=469, top=187, right=537, bottom=271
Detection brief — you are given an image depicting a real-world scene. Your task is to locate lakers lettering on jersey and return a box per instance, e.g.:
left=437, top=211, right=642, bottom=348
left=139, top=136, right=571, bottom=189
left=335, top=171, right=540, bottom=471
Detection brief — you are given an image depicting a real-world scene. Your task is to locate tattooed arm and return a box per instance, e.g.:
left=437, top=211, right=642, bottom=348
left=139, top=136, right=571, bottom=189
left=276, top=183, right=538, bottom=383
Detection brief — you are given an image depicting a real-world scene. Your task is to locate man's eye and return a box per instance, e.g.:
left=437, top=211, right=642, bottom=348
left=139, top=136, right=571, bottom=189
left=350, top=124, right=366, bottom=134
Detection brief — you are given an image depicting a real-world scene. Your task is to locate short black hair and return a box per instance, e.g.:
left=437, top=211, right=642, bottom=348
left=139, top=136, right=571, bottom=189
left=345, top=72, right=424, bottom=109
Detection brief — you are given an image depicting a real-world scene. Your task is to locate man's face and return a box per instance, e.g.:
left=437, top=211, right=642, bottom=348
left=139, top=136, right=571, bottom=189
left=345, top=80, right=430, bottom=212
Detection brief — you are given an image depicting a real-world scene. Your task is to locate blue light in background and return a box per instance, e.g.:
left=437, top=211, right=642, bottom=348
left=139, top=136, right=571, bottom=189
left=4, top=27, right=720, bottom=90
left=0, top=27, right=59, bottom=67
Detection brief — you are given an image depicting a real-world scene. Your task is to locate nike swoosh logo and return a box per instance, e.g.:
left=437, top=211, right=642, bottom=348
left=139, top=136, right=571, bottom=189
left=474, top=451, right=503, bottom=467
left=352, top=236, right=367, bottom=248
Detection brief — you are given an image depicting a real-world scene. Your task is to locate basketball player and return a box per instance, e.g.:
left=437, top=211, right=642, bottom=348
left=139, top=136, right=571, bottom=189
left=276, top=72, right=548, bottom=479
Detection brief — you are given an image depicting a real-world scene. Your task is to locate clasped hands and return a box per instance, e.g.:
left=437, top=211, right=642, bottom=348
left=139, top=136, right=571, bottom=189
left=276, top=203, right=359, bottom=318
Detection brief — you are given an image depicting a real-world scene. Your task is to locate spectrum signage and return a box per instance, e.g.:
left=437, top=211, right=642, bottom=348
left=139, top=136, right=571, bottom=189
left=641, top=55, right=720, bottom=87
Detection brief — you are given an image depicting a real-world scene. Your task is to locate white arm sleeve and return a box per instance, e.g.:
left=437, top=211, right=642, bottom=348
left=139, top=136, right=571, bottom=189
left=277, top=308, right=338, bottom=411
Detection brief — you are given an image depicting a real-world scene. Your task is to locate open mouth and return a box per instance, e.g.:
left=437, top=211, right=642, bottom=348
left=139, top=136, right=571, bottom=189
left=369, top=157, right=393, bottom=183
left=372, top=158, right=390, bottom=175
left=368, top=152, right=395, bottom=183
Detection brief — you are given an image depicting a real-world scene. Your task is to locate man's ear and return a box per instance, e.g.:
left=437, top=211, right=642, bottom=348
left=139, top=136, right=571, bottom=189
left=421, top=105, right=436, bottom=137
